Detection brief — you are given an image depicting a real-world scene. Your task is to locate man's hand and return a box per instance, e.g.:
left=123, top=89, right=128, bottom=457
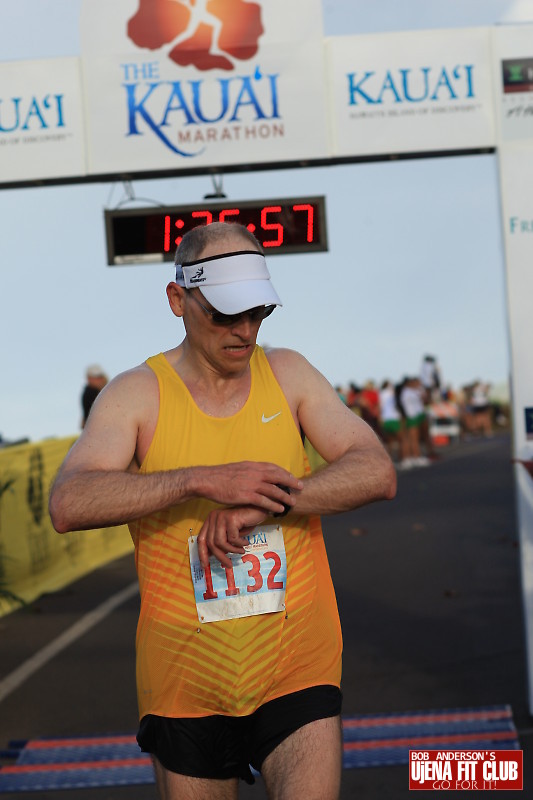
left=197, top=506, right=268, bottom=569
left=196, top=462, right=301, bottom=516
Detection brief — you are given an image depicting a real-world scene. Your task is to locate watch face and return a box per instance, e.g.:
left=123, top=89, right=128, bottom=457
left=272, top=484, right=291, bottom=517
left=105, top=196, right=327, bottom=264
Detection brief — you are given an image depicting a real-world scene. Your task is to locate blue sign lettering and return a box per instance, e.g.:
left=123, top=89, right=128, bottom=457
left=190, top=78, right=229, bottom=123
left=0, top=94, right=66, bottom=133
left=510, top=216, right=533, bottom=234
left=123, top=66, right=280, bottom=157
left=347, top=65, right=476, bottom=106
left=160, top=82, right=197, bottom=127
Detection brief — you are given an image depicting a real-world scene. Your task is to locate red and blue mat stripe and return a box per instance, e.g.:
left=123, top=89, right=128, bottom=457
left=0, top=705, right=520, bottom=791
left=342, top=705, right=519, bottom=768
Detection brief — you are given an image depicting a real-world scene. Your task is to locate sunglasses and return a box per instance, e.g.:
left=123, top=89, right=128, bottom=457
left=188, top=292, right=276, bottom=326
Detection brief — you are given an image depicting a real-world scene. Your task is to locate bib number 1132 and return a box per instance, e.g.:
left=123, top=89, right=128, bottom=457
left=189, top=525, right=287, bottom=623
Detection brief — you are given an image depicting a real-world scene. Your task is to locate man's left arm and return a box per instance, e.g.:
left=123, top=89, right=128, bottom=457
left=196, top=350, right=396, bottom=567
left=270, top=348, right=397, bottom=515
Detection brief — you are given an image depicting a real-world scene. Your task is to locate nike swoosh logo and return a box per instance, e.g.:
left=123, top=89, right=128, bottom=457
left=262, top=412, right=282, bottom=424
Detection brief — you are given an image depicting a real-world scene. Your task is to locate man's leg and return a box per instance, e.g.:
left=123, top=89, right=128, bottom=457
left=260, top=716, right=342, bottom=800
left=151, top=756, right=239, bottom=800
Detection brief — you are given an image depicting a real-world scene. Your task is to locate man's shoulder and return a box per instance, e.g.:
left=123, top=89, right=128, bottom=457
left=262, top=347, right=322, bottom=406
left=263, top=347, right=323, bottom=383
left=263, top=346, right=307, bottom=371
left=110, top=360, right=157, bottom=386
left=73, top=361, right=160, bottom=461
left=99, top=361, right=159, bottom=410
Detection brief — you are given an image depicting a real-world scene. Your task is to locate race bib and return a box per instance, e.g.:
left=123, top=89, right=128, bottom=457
left=189, top=524, right=287, bottom=623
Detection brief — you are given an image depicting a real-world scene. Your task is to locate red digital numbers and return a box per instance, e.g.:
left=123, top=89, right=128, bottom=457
left=163, top=214, right=185, bottom=252
left=293, top=204, right=314, bottom=242
left=219, top=208, right=239, bottom=222
left=164, top=215, right=170, bottom=252
left=261, top=205, right=283, bottom=248
left=192, top=210, right=213, bottom=225
left=161, top=201, right=319, bottom=254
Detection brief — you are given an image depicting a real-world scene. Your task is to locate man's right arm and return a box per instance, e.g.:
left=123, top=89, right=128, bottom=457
left=49, top=367, right=301, bottom=533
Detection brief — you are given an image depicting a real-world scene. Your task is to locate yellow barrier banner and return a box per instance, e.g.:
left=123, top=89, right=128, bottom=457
left=0, top=436, right=133, bottom=618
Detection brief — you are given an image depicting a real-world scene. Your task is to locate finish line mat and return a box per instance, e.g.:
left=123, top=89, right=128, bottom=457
left=342, top=705, right=519, bottom=769
left=0, top=705, right=519, bottom=792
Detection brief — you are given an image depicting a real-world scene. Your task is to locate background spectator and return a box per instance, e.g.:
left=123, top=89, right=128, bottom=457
left=81, top=364, right=108, bottom=428
left=420, top=354, right=442, bottom=404
left=379, top=380, right=405, bottom=464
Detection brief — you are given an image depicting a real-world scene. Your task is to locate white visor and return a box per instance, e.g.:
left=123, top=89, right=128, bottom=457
left=175, top=251, right=282, bottom=314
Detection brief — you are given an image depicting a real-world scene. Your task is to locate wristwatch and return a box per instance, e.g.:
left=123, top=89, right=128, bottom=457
left=273, top=484, right=291, bottom=518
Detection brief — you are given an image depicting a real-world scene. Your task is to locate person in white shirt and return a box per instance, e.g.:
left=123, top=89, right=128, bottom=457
left=379, top=380, right=405, bottom=464
left=399, top=377, right=430, bottom=468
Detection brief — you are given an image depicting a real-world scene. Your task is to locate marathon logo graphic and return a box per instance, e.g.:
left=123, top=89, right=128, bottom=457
left=127, top=0, right=263, bottom=72
left=118, top=0, right=283, bottom=157
left=502, top=58, right=533, bottom=94
left=121, top=64, right=281, bottom=157
left=409, top=750, right=523, bottom=791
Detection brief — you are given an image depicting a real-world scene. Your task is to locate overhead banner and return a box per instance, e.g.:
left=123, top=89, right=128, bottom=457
left=493, top=24, right=533, bottom=716
left=0, top=21, right=517, bottom=186
left=79, top=0, right=329, bottom=174
left=0, top=57, right=86, bottom=183
left=326, top=27, right=496, bottom=157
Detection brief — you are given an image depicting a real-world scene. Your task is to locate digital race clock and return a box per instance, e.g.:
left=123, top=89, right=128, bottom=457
left=104, top=196, right=327, bottom=265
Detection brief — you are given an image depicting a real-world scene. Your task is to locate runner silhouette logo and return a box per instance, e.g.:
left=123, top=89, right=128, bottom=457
left=127, top=0, right=264, bottom=72
left=189, top=266, right=206, bottom=283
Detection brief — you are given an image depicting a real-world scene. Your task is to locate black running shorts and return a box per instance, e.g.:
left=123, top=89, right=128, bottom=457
left=137, top=684, right=342, bottom=783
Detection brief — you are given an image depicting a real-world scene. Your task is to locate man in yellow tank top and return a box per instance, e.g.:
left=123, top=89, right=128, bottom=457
left=50, top=222, right=396, bottom=800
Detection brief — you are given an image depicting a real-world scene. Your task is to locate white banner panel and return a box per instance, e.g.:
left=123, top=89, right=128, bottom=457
left=326, top=27, right=496, bottom=157
left=498, top=143, right=533, bottom=712
left=80, top=0, right=329, bottom=174
left=0, top=58, right=86, bottom=184
left=499, top=145, right=533, bottom=455
left=495, top=26, right=533, bottom=714
left=491, top=24, right=533, bottom=144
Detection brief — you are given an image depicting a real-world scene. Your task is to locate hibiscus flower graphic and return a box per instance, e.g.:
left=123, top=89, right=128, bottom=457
left=127, top=0, right=264, bottom=72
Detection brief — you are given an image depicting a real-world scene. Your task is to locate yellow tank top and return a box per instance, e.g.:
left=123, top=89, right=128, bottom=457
left=129, top=346, right=342, bottom=719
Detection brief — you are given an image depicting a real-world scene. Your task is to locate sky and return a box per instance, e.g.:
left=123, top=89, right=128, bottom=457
left=1, top=0, right=531, bottom=443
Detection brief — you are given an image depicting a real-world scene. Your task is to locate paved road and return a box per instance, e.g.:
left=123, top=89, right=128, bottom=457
left=0, top=433, right=530, bottom=799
